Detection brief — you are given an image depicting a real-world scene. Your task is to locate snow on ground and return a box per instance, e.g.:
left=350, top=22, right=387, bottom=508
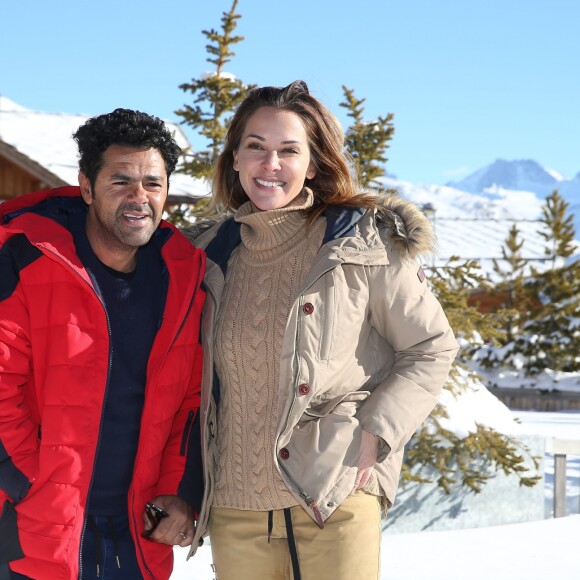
left=480, top=365, right=580, bottom=393
left=170, top=411, right=580, bottom=580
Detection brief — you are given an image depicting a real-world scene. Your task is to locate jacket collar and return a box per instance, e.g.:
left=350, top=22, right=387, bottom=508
left=205, top=205, right=367, bottom=275
left=322, top=205, right=365, bottom=245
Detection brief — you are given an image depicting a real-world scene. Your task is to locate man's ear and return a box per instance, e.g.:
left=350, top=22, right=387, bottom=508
left=78, top=172, right=93, bottom=204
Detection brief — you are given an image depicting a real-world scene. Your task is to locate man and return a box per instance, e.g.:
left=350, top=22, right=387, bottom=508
left=0, top=109, right=205, bottom=579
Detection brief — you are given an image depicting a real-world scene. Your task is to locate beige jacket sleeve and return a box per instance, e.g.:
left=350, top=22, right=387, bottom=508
left=356, top=248, right=459, bottom=462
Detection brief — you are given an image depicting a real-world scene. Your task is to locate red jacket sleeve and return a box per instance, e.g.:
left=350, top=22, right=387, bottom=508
left=0, top=280, right=39, bottom=505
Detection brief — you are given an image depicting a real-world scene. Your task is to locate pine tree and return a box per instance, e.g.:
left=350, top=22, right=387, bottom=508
left=475, top=224, right=530, bottom=369
left=516, top=190, right=580, bottom=375
left=340, top=86, right=394, bottom=188
left=175, top=0, right=253, bottom=180
left=402, top=256, right=541, bottom=493
left=492, top=223, right=528, bottom=318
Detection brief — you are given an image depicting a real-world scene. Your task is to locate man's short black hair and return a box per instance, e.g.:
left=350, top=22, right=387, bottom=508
left=73, top=108, right=182, bottom=188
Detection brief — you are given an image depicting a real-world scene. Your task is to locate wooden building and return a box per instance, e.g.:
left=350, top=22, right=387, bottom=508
left=0, top=140, right=66, bottom=200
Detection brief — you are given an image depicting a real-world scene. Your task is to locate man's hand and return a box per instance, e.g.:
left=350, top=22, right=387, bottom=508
left=354, top=430, right=379, bottom=491
left=142, top=495, right=195, bottom=547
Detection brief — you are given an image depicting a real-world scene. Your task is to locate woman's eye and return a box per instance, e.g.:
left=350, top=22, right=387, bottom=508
left=248, top=142, right=262, bottom=150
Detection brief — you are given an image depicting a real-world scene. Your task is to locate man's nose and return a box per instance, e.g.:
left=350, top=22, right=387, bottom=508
left=130, top=183, right=148, bottom=202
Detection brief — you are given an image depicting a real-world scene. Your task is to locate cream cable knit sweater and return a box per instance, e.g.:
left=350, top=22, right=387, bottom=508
left=212, top=190, right=325, bottom=511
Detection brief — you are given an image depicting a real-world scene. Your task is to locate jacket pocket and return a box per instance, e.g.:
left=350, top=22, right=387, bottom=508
left=304, top=391, right=370, bottom=418
left=0, top=500, right=24, bottom=564
left=318, top=275, right=336, bottom=361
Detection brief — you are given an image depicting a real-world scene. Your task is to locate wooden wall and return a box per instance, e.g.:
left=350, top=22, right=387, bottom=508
left=493, top=387, right=580, bottom=412
left=0, top=156, right=43, bottom=200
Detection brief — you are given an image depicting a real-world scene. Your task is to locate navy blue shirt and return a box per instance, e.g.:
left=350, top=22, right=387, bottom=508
left=72, top=224, right=166, bottom=515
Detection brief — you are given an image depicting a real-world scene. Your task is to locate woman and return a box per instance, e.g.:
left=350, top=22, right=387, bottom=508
left=186, top=80, right=458, bottom=579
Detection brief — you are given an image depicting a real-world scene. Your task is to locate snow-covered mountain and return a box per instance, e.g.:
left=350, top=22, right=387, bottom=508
left=377, top=159, right=580, bottom=277
left=446, top=158, right=580, bottom=234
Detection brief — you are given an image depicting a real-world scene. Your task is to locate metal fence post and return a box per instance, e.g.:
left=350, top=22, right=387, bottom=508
left=553, top=454, right=567, bottom=518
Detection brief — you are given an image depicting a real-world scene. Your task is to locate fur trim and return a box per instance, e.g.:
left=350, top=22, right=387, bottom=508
left=376, top=193, right=436, bottom=258
left=180, top=195, right=436, bottom=259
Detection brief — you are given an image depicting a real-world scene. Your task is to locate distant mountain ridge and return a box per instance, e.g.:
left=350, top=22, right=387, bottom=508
left=446, top=158, right=580, bottom=214
left=445, top=158, right=580, bottom=241
left=378, top=159, right=580, bottom=276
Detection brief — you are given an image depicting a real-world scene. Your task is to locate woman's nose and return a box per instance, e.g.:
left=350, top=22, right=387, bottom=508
left=262, top=150, right=281, bottom=171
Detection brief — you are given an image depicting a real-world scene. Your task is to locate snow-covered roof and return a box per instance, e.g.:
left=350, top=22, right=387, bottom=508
left=0, top=96, right=209, bottom=200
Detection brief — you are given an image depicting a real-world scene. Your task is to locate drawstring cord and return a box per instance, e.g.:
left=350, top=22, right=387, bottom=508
left=283, top=508, right=301, bottom=580
left=86, top=515, right=122, bottom=577
left=86, top=516, right=102, bottom=578
left=106, top=516, right=121, bottom=569
left=265, top=508, right=302, bottom=579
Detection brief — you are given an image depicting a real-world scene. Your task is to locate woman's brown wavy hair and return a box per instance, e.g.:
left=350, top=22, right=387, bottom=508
left=211, top=80, right=380, bottom=219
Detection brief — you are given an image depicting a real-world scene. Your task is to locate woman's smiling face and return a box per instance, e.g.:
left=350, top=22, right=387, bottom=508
left=233, top=106, right=316, bottom=211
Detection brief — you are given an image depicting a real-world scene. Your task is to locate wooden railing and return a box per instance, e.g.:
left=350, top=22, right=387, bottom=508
left=545, top=437, right=580, bottom=517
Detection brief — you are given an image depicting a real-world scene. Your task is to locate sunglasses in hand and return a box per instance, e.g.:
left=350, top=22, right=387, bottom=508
left=142, top=502, right=169, bottom=539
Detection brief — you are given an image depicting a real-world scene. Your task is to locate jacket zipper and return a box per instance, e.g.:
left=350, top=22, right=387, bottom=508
left=79, top=298, right=116, bottom=579
left=276, top=293, right=324, bottom=529
left=129, top=260, right=203, bottom=577
left=35, top=245, right=112, bottom=578
left=180, top=410, right=195, bottom=456
left=279, top=463, right=325, bottom=528
left=190, top=282, right=220, bottom=553
left=36, top=244, right=158, bottom=578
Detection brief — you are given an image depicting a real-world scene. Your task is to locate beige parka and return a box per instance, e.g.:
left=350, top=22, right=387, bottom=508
left=187, top=194, right=458, bottom=557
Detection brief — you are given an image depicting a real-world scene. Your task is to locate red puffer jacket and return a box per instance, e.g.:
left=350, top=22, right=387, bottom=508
left=0, top=187, right=205, bottom=579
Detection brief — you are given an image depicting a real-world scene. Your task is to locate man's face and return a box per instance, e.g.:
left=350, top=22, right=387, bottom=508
left=79, top=145, right=168, bottom=270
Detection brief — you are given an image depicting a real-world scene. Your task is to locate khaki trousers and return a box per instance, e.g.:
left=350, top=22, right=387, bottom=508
left=208, top=491, right=382, bottom=580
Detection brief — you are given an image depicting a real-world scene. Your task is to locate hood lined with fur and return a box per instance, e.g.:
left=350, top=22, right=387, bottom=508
left=376, top=194, right=436, bottom=259
left=184, top=193, right=435, bottom=261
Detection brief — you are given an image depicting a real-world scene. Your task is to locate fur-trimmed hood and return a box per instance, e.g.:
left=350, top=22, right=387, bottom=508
left=376, top=194, right=436, bottom=259
left=183, top=192, right=436, bottom=261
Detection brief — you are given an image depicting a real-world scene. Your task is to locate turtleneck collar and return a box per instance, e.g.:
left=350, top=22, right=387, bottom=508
left=234, top=188, right=315, bottom=256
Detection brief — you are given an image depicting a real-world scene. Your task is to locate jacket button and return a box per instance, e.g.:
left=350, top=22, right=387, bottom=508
left=298, top=383, right=310, bottom=395
left=279, top=448, right=290, bottom=460
left=303, top=303, right=314, bottom=315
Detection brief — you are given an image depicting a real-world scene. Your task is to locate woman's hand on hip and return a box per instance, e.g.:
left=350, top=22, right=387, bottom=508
left=354, top=430, right=380, bottom=490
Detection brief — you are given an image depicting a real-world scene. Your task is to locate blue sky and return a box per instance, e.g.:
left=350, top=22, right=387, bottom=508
left=1, top=0, right=578, bottom=185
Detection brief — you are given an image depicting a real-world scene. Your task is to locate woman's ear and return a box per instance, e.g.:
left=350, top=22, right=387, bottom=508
left=306, top=164, right=316, bottom=180
left=233, top=150, right=240, bottom=172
